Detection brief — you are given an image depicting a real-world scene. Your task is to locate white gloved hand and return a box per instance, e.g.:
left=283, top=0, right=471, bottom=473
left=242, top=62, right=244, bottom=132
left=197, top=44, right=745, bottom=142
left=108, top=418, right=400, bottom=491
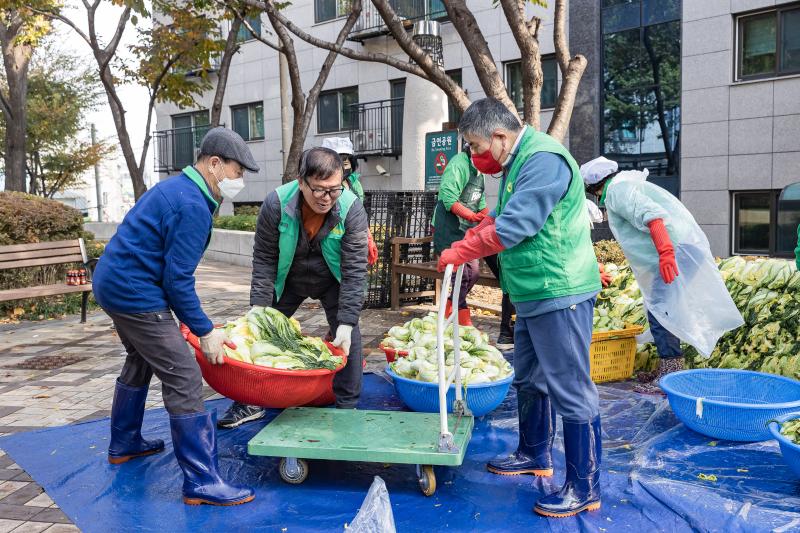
left=331, top=324, right=353, bottom=356
left=199, top=328, right=234, bottom=365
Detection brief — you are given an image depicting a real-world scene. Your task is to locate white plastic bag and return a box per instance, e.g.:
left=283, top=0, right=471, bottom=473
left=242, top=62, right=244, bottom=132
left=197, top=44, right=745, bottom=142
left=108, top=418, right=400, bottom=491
left=345, top=476, right=396, bottom=533
left=605, top=170, right=744, bottom=356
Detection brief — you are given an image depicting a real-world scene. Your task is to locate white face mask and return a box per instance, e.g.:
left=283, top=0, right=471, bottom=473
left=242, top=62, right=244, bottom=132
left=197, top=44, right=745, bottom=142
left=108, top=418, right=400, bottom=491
left=212, top=164, right=245, bottom=199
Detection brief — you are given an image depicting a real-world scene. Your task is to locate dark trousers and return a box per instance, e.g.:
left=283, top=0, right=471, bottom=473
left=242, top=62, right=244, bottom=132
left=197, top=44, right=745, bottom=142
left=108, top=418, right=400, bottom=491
left=275, top=284, right=363, bottom=408
left=513, top=298, right=599, bottom=422
left=450, top=259, right=480, bottom=309
left=108, top=309, right=204, bottom=415
left=647, top=310, right=683, bottom=359
left=483, top=255, right=516, bottom=335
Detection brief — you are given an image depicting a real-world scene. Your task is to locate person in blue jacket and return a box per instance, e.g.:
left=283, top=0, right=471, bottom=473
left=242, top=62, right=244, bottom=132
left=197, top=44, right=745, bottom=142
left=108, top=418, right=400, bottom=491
left=92, top=127, right=259, bottom=507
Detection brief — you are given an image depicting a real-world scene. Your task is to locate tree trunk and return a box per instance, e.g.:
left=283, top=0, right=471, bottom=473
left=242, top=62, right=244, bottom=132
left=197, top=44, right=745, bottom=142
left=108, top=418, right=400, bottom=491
left=211, top=17, right=241, bottom=127
left=0, top=16, right=33, bottom=193
left=547, top=0, right=587, bottom=142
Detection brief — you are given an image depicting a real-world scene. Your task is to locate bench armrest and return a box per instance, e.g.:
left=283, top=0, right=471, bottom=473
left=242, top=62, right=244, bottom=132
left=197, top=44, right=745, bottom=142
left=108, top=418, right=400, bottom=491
left=84, top=258, right=98, bottom=282
left=390, top=236, right=433, bottom=245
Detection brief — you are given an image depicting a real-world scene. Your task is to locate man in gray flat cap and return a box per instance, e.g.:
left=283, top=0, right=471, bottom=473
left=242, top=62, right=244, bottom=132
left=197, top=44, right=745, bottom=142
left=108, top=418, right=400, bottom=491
left=93, top=126, right=259, bottom=506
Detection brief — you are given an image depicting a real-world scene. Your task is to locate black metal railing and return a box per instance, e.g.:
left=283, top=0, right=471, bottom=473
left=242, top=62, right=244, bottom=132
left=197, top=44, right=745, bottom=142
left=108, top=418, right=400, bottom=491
left=348, top=98, right=404, bottom=157
left=153, top=124, right=213, bottom=173
left=348, top=0, right=447, bottom=41
left=363, top=190, right=438, bottom=308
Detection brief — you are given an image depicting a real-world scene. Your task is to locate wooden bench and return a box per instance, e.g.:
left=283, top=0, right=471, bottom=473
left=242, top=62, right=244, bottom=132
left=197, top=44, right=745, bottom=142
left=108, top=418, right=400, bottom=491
left=0, top=239, right=96, bottom=322
left=390, top=235, right=500, bottom=310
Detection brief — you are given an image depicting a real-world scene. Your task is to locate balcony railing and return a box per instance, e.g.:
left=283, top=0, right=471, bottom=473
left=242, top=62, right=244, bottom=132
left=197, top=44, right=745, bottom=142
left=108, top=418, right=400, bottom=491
left=348, top=0, right=447, bottom=42
left=153, top=124, right=213, bottom=173
left=348, top=98, right=404, bottom=157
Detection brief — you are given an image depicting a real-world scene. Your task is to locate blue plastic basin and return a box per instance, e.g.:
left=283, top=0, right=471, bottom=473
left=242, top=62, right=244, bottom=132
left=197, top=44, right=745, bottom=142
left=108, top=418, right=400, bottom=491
left=385, top=366, right=513, bottom=417
left=660, top=369, right=800, bottom=442
left=768, top=412, right=800, bottom=479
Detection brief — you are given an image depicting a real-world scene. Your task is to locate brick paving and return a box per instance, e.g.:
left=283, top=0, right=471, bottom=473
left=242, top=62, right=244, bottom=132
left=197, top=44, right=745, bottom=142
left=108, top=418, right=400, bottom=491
left=0, top=260, right=502, bottom=532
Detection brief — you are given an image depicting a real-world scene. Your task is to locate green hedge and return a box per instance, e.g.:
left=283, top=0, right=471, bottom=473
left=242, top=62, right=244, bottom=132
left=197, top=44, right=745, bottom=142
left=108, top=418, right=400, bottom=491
left=0, top=192, right=102, bottom=321
left=213, top=215, right=257, bottom=232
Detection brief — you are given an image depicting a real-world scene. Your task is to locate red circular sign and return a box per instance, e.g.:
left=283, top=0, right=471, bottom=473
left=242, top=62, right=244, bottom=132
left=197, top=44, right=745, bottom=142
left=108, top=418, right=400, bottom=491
left=434, top=152, right=448, bottom=175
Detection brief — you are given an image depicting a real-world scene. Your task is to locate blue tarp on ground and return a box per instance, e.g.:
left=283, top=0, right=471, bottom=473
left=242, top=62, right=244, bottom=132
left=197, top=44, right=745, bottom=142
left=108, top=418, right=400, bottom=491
left=1, top=372, right=799, bottom=533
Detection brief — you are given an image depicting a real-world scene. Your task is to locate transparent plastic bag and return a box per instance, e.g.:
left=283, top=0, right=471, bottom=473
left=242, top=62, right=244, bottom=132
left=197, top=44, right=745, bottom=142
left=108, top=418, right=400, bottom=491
left=605, top=170, right=744, bottom=356
left=345, top=476, right=396, bottom=533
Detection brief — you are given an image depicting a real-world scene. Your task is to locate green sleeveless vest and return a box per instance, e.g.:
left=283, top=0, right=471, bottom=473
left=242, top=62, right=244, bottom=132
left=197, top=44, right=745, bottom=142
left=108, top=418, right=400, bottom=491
left=274, top=181, right=357, bottom=300
left=496, top=130, right=600, bottom=302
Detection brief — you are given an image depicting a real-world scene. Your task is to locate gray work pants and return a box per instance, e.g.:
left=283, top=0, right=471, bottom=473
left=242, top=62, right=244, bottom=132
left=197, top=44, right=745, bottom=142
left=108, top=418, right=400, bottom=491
left=107, top=309, right=204, bottom=415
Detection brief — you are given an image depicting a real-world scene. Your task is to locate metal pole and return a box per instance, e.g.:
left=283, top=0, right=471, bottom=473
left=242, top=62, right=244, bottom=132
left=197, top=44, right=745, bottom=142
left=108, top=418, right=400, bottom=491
left=279, top=51, right=291, bottom=174
left=91, top=123, right=102, bottom=222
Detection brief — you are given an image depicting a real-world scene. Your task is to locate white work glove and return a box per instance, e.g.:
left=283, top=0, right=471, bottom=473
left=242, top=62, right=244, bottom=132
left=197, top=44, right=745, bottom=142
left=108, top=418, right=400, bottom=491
left=199, top=328, right=235, bottom=365
left=331, top=324, right=353, bottom=356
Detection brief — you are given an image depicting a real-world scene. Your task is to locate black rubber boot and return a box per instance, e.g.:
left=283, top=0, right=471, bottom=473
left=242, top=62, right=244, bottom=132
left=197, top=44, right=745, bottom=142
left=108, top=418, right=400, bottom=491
left=487, top=391, right=556, bottom=476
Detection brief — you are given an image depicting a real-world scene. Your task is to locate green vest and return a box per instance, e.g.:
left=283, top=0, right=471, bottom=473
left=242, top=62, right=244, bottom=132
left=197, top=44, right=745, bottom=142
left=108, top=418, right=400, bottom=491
left=432, top=153, right=485, bottom=253
left=274, top=181, right=358, bottom=300
left=496, top=130, right=601, bottom=302
left=346, top=172, right=365, bottom=201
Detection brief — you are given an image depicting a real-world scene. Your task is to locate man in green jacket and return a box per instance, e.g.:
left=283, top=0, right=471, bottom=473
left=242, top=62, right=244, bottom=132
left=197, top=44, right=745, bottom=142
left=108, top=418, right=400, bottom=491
left=438, top=98, right=602, bottom=518
left=431, top=148, right=516, bottom=342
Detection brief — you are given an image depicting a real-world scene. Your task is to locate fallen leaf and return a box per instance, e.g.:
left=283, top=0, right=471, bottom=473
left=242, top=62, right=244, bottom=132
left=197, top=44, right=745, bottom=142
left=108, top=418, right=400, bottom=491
left=698, top=473, right=718, bottom=482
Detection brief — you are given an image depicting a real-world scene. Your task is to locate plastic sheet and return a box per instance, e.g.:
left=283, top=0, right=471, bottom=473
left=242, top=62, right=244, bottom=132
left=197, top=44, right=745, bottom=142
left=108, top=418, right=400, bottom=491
left=0, top=373, right=798, bottom=532
left=346, top=476, right=396, bottom=533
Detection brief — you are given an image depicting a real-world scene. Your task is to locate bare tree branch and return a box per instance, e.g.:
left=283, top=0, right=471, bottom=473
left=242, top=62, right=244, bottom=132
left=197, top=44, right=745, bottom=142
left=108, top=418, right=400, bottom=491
left=210, top=15, right=242, bottom=126
left=27, top=8, right=92, bottom=46
left=553, top=0, right=569, bottom=73
left=0, top=92, right=12, bottom=119
left=499, top=0, right=542, bottom=128
left=100, top=7, right=132, bottom=74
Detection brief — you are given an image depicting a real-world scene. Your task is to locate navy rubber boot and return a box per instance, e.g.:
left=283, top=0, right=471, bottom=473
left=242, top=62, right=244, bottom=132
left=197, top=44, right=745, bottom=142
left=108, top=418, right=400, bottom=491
left=108, top=379, right=165, bottom=464
left=487, top=391, right=556, bottom=476
left=534, top=416, right=602, bottom=518
left=170, top=411, right=255, bottom=506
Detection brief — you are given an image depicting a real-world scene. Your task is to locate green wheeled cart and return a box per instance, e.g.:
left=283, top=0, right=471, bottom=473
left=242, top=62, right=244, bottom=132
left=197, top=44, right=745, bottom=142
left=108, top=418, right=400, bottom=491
left=247, top=265, right=474, bottom=496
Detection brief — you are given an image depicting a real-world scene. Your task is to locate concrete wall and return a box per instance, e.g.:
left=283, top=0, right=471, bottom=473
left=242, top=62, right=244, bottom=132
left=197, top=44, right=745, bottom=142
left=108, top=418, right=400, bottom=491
left=205, top=229, right=255, bottom=268
left=567, top=0, right=602, bottom=166
left=155, top=0, right=563, bottom=209
left=84, top=222, right=120, bottom=241
left=681, top=0, right=800, bottom=257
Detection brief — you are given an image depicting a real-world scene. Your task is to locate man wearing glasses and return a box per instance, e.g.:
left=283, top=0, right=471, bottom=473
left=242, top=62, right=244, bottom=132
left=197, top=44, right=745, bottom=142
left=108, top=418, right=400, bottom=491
left=218, top=147, right=369, bottom=427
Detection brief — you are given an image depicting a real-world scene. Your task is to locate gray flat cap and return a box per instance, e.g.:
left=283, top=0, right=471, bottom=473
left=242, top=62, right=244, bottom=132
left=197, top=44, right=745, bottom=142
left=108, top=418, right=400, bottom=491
left=199, top=126, right=260, bottom=172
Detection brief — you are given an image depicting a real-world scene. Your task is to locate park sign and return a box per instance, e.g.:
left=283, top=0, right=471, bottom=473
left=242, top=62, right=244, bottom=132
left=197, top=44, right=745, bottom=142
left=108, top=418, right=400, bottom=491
left=424, top=130, right=459, bottom=191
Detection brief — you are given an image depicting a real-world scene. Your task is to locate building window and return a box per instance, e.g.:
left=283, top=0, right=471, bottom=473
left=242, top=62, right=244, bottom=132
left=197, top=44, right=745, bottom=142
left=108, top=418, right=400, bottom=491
left=318, top=87, right=359, bottom=134
left=731, top=190, right=796, bottom=256
left=446, top=69, right=463, bottom=126
left=601, top=0, right=681, bottom=196
left=231, top=102, right=264, bottom=141
left=737, top=5, right=800, bottom=80
left=505, top=57, right=558, bottom=114
left=171, top=110, right=210, bottom=169
left=315, top=0, right=351, bottom=23
left=236, top=15, right=261, bottom=42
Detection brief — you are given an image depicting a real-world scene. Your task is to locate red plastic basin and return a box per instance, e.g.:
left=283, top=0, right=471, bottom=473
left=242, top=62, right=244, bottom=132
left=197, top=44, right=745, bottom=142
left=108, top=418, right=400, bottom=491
left=181, top=324, right=346, bottom=408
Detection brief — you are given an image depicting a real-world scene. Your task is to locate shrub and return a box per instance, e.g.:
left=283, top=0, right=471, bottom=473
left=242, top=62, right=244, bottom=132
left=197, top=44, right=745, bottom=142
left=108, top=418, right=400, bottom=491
left=0, top=192, right=101, bottom=320
left=594, top=239, right=626, bottom=264
left=213, top=214, right=257, bottom=232
left=234, top=204, right=260, bottom=216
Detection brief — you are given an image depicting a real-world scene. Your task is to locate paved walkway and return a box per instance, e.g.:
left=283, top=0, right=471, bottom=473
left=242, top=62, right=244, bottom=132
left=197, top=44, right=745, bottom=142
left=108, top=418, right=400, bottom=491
left=0, top=260, right=502, bottom=532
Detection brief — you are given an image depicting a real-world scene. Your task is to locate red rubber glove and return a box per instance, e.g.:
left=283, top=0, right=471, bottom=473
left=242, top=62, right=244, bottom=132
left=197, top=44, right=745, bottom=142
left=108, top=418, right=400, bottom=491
left=437, top=223, right=506, bottom=272
left=598, top=263, right=612, bottom=288
left=450, top=202, right=483, bottom=223
left=367, top=230, right=378, bottom=266
left=648, top=218, right=679, bottom=284
left=465, top=211, right=494, bottom=240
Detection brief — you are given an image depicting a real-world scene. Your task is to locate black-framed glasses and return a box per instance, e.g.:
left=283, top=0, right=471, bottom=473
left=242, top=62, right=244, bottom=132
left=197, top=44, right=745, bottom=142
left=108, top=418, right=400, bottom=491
left=304, top=178, right=344, bottom=199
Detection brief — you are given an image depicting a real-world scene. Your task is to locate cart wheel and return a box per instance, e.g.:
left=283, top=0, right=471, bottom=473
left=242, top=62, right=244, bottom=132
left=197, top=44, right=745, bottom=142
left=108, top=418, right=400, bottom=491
left=279, top=457, right=308, bottom=484
left=418, top=465, right=436, bottom=496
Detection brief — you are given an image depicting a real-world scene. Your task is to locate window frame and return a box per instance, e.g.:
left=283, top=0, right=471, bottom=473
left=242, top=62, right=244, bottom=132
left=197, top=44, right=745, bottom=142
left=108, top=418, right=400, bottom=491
left=735, top=4, right=800, bottom=82
left=314, top=0, right=351, bottom=24
left=503, top=56, right=559, bottom=113
left=317, top=86, right=359, bottom=134
left=731, top=190, right=783, bottom=256
left=235, top=15, right=262, bottom=43
left=230, top=102, right=265, bottom=142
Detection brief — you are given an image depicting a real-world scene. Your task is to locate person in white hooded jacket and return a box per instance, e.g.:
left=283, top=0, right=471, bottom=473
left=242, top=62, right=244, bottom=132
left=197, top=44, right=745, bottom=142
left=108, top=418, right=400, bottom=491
left=581, top=157, right=743, bottom=394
